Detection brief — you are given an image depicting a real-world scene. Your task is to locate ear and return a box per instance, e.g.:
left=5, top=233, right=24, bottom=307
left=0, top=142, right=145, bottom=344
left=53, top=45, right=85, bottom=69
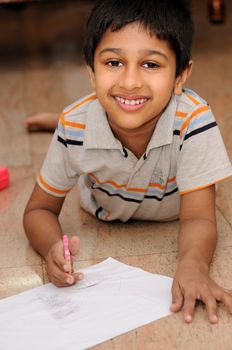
left=174, top=60, right=193, bottom=95
left=86, top=65, right=96, bottom=90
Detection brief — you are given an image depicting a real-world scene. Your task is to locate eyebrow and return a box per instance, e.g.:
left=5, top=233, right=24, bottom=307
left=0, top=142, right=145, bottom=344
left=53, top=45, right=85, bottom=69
left=99, top=48, right=168, bottom=60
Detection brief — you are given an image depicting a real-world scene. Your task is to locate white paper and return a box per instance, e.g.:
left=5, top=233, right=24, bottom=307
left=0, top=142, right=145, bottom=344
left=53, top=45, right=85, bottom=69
left=0, top=258, right=172, bottom=350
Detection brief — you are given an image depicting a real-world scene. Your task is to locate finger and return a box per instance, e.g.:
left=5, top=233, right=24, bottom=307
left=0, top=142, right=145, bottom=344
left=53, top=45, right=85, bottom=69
left=170, top=281, right=184, bottom=312
left=46, top=261, right=74, bottom=286
left=69, top=236, right=81, bottom=257
left=183, top=290, right=197, bottom=323
left=55, top=255, right=71, bottom=274
left=202, top=294, right=218, bottom=324
left=49, top=276, right=72, bottom=288
left=217, top=291, right=232, bottom=314
left=47, top=272, right=73, bottom=287
left=50, top=242, right=71, bottom=272
left=73, top=272, right=84, bottom=283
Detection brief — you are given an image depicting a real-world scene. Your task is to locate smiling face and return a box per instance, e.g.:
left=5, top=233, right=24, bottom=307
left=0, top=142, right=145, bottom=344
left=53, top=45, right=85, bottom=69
left=88, top=22, right=191, bottom=135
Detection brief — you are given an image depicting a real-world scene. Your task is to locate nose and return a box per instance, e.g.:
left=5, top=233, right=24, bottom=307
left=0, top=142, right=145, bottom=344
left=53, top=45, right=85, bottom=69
left=118, top=65, right=142, bottom=90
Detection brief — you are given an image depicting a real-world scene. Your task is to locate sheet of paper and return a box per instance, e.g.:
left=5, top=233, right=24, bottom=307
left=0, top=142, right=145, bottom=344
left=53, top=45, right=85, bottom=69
left=0, top=258, right=173, bottom=350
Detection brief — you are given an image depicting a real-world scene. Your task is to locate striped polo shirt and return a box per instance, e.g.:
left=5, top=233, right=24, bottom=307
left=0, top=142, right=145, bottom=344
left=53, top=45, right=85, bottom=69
left=38, top=89, right=232, bottom=222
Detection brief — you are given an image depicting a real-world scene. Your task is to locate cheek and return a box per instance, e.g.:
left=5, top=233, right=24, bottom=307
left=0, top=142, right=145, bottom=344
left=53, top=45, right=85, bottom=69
left=150, top=76, right=174, bottom=95
left=95, top=75, right=115, bottom=94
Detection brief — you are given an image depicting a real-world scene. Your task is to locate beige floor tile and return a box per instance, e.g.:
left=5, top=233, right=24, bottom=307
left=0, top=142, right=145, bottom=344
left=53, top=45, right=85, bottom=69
left=0, top=66, right=31, bottom=167
left=24, top=57, right=65, bottom=115
left=29, top=132, right=53, bottom=173
left=0, top=265, right=43, bottom=299
left=91, top=313, right=232, bottom=350
left=23, top=59, right=92, bottom=179
left=0, top=166, right=42, bottom=268
left=58, top=61, right=92, bottom=103
left=210, top=245, right=232, bottom=289
left=23, top=57, right=92, bottom=118
left=29, top=129, right=53, bottom=154
left=0, top=166, right=36, bottom=235
left=216, top=176, right=232, bottom=226
left=132, top=311, right=232, bottom=350
left=216, top=207, right=232, bottom=248
left=0, top=233, right=41, bottom=268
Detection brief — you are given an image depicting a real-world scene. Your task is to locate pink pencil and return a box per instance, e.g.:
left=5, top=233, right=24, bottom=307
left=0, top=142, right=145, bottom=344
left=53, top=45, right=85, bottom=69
left=63, top=235, right=71, bottom=262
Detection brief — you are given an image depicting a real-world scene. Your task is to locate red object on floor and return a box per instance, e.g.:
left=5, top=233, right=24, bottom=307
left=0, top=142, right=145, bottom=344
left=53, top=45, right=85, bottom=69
left=0, top=167, right=10, bottom=191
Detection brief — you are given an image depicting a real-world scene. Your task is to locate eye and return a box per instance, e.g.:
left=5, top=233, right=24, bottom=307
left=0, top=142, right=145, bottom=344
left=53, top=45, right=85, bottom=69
left=143, top=62, right=160, bottom=69
left=106, top=60, right=123, bottom=67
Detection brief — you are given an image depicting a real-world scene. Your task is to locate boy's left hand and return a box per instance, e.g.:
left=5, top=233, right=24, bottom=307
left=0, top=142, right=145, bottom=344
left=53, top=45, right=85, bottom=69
left=170, top=257, right=232, bottom=323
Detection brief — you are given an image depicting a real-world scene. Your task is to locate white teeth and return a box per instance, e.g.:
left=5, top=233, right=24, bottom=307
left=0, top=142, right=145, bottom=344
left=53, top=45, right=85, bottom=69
left=115, top=96, right=147, bottom=105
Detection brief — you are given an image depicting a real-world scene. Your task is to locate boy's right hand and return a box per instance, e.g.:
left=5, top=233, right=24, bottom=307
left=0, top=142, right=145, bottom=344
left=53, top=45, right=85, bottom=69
left=45, top=236, right=83, bottom=287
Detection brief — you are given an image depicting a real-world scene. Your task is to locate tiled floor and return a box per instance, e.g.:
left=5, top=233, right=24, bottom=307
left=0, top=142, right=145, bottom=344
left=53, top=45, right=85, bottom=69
left=1, top=1, right=232, bottom=349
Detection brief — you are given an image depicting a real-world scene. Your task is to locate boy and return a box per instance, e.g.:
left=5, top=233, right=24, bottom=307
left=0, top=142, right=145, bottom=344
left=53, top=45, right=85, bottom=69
left=24, top=0, right=232, bottom=324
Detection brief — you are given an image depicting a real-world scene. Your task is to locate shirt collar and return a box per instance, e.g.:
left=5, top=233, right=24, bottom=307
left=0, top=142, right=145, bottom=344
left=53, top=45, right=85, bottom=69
left=84, top=99, right=121, bottom=150
left=146, top=94, right=177, bottom=152
left=84, top=94, right=177, bottom=151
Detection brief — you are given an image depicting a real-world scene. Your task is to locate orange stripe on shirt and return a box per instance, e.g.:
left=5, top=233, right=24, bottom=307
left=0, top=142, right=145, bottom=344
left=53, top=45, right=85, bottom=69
left=60, top=113, right=65, bottom=127
left=59, top=116, right=85, bottom=129
left=149, top=183, right=165, bottom=190
left=179, top=175, right=231, bottom=195
left=168, top=176, right=176, bottom=183
left=175, top=111, right=188, bottom=118
left=63, top=95, right=97, bottom=116
left=90, top=173, right=176, bottom=193
left=89, top=172, right=146, bottom=192
left=64, top=121, right=86, bottom=129
left=149, top=176, right=176, bottom=190
left=180, top=105, right=210, bottom=138
left=185, top=93, right=201, bottom=105
left=38, top=175, right=70, bottom=195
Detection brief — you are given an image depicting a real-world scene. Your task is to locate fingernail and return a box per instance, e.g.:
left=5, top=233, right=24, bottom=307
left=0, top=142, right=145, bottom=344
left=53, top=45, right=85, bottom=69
left=67, top=277, right=73, bottom=284
left=78, top=273, right=83, bottom=281
left=170, top=302, right=180, bottom=311
left=173, top=302, right=181, bottom=306
left=211, top=315, right=218, bottom=323
left=185, top=315, right=192, bottom=323
left=63, top=264, right=70, bottom=272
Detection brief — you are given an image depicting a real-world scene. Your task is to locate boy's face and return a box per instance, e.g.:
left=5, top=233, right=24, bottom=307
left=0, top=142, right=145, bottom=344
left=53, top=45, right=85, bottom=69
left=88, top=22, right=189, bottom=132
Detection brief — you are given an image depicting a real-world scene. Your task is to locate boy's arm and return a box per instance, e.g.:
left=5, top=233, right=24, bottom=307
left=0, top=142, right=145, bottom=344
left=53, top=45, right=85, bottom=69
left=24, top=183, right=64, bottom=257
left=171, top=185, right=232, bottom=323
left=23, top=183, right=82, bottom=287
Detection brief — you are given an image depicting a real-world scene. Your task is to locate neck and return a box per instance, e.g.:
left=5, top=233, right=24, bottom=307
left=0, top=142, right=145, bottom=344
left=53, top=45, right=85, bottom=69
left=109, top=116, right=160, bottom=159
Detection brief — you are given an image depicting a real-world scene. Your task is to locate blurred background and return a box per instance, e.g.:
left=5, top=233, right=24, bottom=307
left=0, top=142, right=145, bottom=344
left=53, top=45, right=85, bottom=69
left=0, top=0, right=94, bottom=58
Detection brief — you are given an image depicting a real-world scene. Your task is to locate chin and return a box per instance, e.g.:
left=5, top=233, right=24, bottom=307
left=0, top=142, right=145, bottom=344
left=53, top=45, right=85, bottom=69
left=120, top=122, right=142, bottom=130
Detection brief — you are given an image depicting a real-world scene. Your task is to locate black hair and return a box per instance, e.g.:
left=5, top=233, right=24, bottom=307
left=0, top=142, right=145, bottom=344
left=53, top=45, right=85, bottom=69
left=82, top=0, right=194, bottom=76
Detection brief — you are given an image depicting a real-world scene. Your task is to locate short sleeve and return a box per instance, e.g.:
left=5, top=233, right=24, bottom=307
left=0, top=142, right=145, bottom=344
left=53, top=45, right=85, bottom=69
left=176, top=105, right=232, bottom=194
left=37, top=118, right=79, bottom=197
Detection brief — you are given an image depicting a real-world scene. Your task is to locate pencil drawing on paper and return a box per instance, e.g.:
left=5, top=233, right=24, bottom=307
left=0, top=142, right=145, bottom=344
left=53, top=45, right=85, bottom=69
left=36, top=292, right=80, bottom=319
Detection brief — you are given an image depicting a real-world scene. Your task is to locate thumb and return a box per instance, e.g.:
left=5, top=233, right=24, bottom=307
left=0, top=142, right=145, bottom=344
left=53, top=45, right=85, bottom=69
left=170, top=280, right=184, bottom=313
left=69, top=236, right=81, bottom=257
